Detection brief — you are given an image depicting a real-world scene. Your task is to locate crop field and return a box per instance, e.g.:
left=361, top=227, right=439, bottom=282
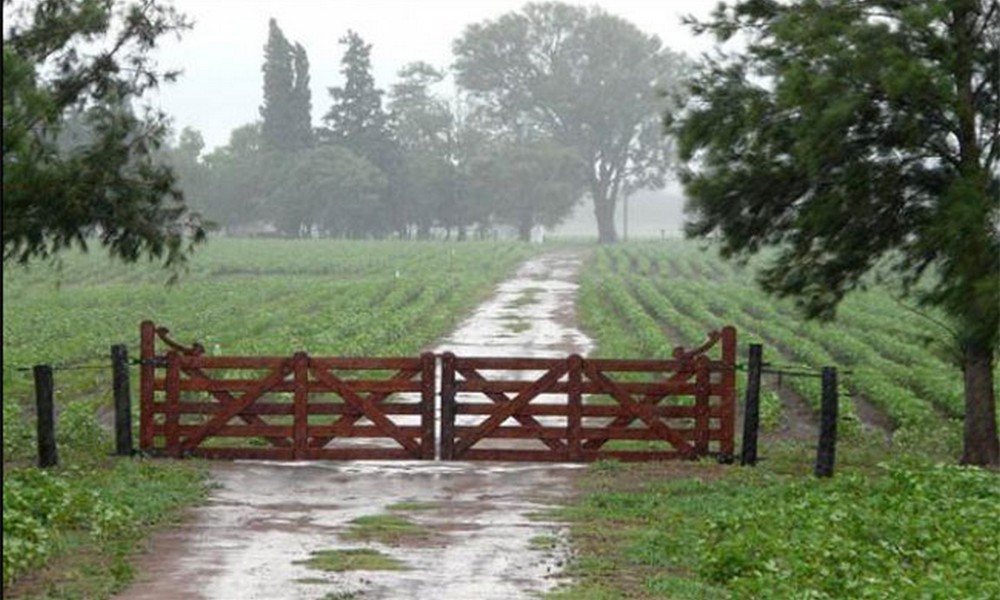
left=1, top=238, right=536, bottom=594
left=554, top=240, right=1000, bottom=600
left=578, top=241, right=1000, bottom=445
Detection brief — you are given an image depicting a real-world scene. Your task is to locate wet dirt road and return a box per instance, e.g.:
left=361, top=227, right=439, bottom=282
left=119, top=250, right=593, bottom=600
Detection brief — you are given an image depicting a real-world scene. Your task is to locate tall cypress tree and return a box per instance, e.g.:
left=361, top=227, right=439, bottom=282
left=322, top=30, right=390, bottom=156
left=290, top=42, right=313, bottom=149
left=260, top=19, right=311, bottom=152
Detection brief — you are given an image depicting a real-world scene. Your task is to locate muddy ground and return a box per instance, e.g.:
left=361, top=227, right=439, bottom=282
left=119, top=251, right=593, bottom=600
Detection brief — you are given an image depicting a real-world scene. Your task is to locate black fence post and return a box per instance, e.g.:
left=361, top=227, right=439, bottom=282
left=815, top=367, right=838, bottom=478
left=34, top=364, right=58, bottom=468
left=111, top=344, right=134, bottom=456
left=740, top=344, right=763, bottom=466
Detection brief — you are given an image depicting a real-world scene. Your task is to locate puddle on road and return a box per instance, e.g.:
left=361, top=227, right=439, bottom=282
left=119, top=251, right=593, bottom=600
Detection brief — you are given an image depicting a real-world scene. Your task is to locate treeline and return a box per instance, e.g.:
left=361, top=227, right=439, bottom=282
left=165, top=3, right=688, bottom=241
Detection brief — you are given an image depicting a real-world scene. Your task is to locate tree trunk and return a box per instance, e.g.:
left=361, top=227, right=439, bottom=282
left=593, top=195, right=618, bottom=244
left=961, top=343, right=999, bottom=467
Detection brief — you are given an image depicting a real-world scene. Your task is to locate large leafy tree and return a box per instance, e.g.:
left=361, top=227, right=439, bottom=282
left=3, top=0, right=205, bottom=269
left=388, top=62, right=454, bottom=238
left=453, top=1, right=688, bottom=243
left=259, top=18, right=312, bottom=152
left=672, top=0, right=999, bottom=466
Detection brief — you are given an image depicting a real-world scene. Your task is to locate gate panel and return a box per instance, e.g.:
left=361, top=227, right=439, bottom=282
left=440, top=327, right=736, bottom=462
left=139, top=322, right=435, bottom=460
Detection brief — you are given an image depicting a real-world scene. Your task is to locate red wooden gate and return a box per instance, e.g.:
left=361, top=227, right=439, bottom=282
left=439, top=327, right=736, bottom=462
left=139, top=322, right=435, bottom=460
left=139, top=322, right=735, bottom=462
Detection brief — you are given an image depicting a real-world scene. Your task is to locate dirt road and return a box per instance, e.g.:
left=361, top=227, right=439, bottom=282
left=119, top=250, right=593, bottom=600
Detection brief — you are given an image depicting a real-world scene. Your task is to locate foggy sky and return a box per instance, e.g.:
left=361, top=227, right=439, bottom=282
left=151, top=0, right=722, bottom=152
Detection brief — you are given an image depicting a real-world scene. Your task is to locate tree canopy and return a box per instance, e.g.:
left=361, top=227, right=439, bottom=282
left=454, top=1, right=689, bottom=243
left=672, top=0, right=999, bottom=466
left=3, top=0, right=206, bottom=270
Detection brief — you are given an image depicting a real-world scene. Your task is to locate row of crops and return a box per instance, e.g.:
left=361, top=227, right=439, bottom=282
left=2, top=239, right=538, bottom=462
left=578, top=241, right=993, bottom=450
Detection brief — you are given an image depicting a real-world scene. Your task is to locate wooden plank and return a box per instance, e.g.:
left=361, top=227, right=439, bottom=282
left=452, top=356, right=567, bottom=371
left=440, top=353, right=457, bottom=460
left=695, top=356, right=711, bottom=455
left=180, top=361, right=292, bottom=451
left=308, top=357, right=423, bottom=370
left=165, top=352, right=182, bottom=458
left=139, top=321, right=156, bottom=451
left=452, top=363, right=568, bottom=458
left=170, top=425, right=294, bottom=437
left=453, top=426, right=569, bottom=439
left=155, top=378, right=425, bottom=394
left=420, top=352, right=436, bottom=460
left=452, top=403, right=727, bottom=419
left=720, top=326, right=738, bottom=457
left=307, top=425, right=425, bottom=439
left=579, top=427, right=728, bottom=441
left=567, top=354, right=583, bottom=461
left=293, top=352, right=309, bottom=459
left=455, top=379, right=704, bottom=396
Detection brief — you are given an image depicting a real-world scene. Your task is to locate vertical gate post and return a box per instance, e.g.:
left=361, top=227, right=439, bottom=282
left=139, top=321, right=155, bottom=451
left=740, top=343, right=764, bottom=466
left=815, top=367, right=839, bottom=478
left=111, top=344, right=134, bottom=456
left=440, top=352, right=456, bottom=460
left=694, top=356, right=711, bottom=455
left=293, top=352, right=309, bottom=460
left=164, top=351, right=182, bottom=458
left=420, top=352, right=436, bottom=460
left=567, top=355, right=583, bottom=461
left=34, top=364, right=58, bottom=468
left=719, top=326, right=738, bottom=457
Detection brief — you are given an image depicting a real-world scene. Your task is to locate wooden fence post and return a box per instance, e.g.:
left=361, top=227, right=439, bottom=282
left=440, top=352, right=456, bottom=460
left=567, top=354, right=583, bottom=461
left=815, top=367, right=838, bottom=478
left=420, top=352, right=436, bottom=460
left=740, top=344, right=763, bottom=466
left=111, top=344, right=133, bottom=456
left=34, top=364, right=58, bottom=468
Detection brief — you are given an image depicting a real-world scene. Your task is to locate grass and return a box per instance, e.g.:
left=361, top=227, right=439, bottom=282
left=548, top=444, right=1000, bottom=599
left=386, top=501, right=440, bottom=512
left=341, top=514, right=432, bottom=545
left=293, top=548, right=408, bottom=572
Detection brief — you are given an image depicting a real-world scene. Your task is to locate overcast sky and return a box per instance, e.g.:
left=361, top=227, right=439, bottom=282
left=151, top=0, right=723, bottom=152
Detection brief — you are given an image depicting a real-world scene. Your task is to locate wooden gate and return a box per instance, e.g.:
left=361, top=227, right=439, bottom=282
left=139, top=322, right=735, bottom=462
left=139, top=322, right=436, bottom=460
left=439, top=327, right=736, bottom=462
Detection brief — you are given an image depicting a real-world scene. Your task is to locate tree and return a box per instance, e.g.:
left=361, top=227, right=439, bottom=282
left=453, top=2, right=688, bottom=243
left=472, top=137, right=584, bottom=240
left=259, top=18, right=311, bottom=152
left=199, top=122, right=271, bottom=232
left=388, top=62, right=454, bottom=238
left=3, top=0, right=205, bottom=269
left=671, top=0, right=999, bottom=466
left=322, top=30, right=398, bottom=237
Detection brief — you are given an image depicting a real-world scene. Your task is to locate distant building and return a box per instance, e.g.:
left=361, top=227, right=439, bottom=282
left=530, top=224, right=546, bottom=244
